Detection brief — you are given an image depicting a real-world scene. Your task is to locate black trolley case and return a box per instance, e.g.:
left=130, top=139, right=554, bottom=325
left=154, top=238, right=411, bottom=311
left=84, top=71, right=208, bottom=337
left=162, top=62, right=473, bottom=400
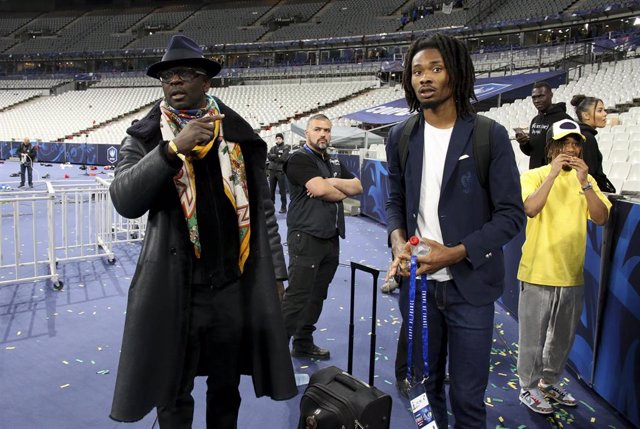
left=298, top=262, right=392, bottom=429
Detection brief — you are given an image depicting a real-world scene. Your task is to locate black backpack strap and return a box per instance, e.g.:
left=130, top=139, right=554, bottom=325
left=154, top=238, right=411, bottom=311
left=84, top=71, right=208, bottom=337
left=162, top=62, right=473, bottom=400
left=473, top=114, right=495, bottom=188
left=398, top=114, right=420, bottom=174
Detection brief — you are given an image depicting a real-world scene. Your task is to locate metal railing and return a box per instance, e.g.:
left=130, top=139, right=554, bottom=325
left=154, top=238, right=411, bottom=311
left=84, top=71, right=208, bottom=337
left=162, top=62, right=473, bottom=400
left=0, top=177, right=146, bottom=289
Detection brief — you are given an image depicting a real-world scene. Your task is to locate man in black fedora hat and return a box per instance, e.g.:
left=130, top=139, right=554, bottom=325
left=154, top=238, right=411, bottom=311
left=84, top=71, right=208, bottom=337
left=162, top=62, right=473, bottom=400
left=109, top=34, right=296, bottom=428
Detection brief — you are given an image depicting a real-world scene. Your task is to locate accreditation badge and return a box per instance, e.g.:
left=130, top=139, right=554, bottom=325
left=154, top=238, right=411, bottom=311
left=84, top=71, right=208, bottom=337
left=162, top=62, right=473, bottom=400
left=408, top=381, right=438, bottom=428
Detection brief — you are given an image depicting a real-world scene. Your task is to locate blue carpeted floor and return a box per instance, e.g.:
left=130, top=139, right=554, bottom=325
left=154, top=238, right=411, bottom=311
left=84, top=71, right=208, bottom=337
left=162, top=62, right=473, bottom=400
left=0, top=160, right=633, bottom=428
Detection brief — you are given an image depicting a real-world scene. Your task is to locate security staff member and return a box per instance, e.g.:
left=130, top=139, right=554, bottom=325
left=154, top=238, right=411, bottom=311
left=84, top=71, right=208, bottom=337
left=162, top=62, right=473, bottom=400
left=282, top=114, right=362, bottom=360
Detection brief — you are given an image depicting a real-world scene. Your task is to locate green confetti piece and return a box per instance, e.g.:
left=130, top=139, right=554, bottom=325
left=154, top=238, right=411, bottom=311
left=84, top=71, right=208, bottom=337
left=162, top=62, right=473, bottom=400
left=579, top=400, right=595, bottom=413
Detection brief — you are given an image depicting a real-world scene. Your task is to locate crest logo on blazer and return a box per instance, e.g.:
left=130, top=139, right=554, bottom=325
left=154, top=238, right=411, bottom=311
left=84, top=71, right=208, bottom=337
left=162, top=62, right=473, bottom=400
left=461, top=171, right=472, bottom=194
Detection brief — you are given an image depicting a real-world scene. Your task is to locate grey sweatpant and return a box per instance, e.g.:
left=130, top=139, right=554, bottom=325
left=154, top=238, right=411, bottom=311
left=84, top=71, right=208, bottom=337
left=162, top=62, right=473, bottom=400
left=517, top=282, right=584, bottom=389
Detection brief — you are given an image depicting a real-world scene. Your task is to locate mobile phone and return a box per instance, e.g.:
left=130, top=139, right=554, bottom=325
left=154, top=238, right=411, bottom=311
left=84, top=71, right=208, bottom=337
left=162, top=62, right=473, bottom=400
left=513, top=127, right=526, bottom=136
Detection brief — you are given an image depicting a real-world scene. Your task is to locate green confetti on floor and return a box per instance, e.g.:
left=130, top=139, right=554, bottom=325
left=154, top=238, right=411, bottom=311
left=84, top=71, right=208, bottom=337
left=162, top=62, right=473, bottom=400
left=579, top=400, right=596, bottom=413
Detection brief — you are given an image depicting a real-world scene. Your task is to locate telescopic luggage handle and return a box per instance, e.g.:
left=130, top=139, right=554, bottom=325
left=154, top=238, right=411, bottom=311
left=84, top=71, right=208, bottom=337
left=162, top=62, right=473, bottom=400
left=349, top=261, right=380, bottom=386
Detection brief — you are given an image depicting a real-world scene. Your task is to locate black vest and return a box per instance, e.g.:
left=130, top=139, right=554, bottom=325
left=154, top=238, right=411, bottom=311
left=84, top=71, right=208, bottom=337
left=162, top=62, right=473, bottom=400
left=286, top=148, right=346, bottom=239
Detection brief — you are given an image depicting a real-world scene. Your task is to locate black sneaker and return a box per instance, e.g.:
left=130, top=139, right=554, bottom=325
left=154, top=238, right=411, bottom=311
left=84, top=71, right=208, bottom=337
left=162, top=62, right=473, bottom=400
left=291, top=344, right=330, bottom=360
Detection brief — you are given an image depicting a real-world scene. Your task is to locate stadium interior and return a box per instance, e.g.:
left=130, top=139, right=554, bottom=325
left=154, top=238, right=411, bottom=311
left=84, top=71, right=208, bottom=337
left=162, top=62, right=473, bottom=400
left=1, top=0, right=640, bottom=428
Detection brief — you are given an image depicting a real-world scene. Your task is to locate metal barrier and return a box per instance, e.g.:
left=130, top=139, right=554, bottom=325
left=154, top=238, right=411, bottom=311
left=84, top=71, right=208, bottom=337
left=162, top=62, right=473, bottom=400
left=0, top=178, right=147, bottom=289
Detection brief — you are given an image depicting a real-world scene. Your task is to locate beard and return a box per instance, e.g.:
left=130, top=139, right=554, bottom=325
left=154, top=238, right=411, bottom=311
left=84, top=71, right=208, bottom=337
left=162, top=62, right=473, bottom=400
left=420, top=98, right=448, bottom=111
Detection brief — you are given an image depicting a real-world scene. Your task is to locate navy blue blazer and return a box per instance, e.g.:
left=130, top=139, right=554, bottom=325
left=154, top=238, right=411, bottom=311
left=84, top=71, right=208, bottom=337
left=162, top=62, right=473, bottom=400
left=385, top=113, right=525, bottom=306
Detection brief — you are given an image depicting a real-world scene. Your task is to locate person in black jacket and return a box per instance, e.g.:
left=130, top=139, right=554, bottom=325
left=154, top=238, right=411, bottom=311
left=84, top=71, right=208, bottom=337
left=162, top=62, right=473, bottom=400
left=267, top=133, right=290, bottom=213
left=282, top=114, right=362, bottom=360
left=516, top=82, right=572, bottom=169
left=17, top=137, right=36, bottom=188
left=108, top=34, right=295, bottom=428
left=571, top=94, right=616, bottom=193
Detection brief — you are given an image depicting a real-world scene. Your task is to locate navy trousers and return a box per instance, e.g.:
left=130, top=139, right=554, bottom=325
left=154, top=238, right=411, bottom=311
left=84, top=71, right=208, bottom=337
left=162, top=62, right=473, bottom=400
left=399, top=279, right=494, bottom=429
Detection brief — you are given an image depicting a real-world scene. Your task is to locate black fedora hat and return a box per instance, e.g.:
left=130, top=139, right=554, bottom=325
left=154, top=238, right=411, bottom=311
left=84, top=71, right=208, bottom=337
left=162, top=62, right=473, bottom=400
left=147, top=34, right=221, bottom=79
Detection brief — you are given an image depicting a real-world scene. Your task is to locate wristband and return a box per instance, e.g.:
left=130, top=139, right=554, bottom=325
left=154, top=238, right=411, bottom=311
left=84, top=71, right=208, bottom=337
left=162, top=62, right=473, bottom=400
left=168, top=140, right=185, bottom=161
left=581, top=182, right=593, bottom=192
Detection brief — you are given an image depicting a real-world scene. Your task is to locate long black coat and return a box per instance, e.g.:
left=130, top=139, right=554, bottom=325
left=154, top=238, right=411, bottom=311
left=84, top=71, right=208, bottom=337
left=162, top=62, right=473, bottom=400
left=109, top=99, right=296, bottom=422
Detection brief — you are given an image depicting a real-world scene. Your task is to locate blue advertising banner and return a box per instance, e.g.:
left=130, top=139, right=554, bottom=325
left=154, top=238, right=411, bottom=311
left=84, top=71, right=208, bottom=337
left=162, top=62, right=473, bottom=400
left=593, top=200, right=640, bottom=428
left=360, top=159, right=388, bottom=224
left=337, top=153, right=362, bottom=204
left=3, top=141, right=122, bottom=166
left=344, top=71, right=565, bottom=124
left=567, top=221, right=605, bottom=385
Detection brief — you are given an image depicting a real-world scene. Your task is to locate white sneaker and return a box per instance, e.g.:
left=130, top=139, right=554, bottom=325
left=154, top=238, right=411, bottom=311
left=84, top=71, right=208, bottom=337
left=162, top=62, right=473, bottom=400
left=519, top=388, right=554, bottom=414
left=539, top=382, right=577, bottom=406
left=381, top=277, right=399, bottom=293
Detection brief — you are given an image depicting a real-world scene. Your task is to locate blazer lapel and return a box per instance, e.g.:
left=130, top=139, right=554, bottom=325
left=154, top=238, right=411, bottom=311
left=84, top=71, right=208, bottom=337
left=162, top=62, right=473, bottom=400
left=441, top=115, right=474, bottom=189
left=408, top=116, right=425, bottom=218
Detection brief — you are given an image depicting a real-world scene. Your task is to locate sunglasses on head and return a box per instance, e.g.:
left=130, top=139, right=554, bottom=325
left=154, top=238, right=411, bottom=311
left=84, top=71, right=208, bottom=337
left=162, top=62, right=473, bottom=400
left=158, top=67, right=208, bottom=83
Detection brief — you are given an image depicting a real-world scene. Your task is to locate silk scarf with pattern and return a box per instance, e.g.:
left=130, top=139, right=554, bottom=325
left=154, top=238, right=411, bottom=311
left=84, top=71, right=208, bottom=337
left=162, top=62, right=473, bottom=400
left=160, top=95, right=251, bottom=273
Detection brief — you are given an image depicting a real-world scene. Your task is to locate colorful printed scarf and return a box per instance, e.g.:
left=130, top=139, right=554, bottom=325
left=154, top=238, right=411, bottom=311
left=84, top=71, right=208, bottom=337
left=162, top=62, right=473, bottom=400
left=160, top=95, right=251, bottom=273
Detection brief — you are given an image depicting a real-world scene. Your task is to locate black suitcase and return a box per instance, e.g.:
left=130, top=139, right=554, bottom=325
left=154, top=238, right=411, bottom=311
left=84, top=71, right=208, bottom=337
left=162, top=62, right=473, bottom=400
left=298, top=262, right=392, bottom=429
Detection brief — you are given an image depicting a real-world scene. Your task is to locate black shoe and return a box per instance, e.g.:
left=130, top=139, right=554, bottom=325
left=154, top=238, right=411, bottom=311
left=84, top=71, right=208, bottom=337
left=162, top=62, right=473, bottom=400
left=279, top=207, right=287, bottom=213
left=18, top=184, right=25, bottom=188
left=29, top=184, right=33, bottom=188
left=291, top=344, right=330, bottom=360
left=396, top=379, right=411, bottom=399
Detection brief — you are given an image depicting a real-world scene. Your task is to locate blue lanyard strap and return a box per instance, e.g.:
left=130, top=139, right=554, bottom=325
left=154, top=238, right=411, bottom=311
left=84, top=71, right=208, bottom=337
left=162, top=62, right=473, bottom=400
left=407, top=255, right=429, bottom=382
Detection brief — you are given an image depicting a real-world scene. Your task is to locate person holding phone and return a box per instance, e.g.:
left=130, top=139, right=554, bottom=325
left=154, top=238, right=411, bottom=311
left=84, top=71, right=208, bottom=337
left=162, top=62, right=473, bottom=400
left=516, top=119, right=611, bottom=414
left=516, top=82, right=572, bottom=170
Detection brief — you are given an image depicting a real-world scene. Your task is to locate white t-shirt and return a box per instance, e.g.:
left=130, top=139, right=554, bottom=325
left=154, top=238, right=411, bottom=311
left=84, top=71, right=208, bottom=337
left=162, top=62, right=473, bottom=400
left=416, top=121, right=453, bottom=282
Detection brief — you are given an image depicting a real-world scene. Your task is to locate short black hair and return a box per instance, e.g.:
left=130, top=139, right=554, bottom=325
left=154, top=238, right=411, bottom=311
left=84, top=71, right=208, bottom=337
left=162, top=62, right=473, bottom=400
left=402, top=33, right=476, bottom=117
left=533, top=81, right=552, bottom=92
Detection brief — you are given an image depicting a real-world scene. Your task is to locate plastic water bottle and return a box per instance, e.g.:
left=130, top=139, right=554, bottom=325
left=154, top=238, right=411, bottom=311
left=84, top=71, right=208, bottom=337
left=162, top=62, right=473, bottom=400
left=408, top=235, right=430, bottom=257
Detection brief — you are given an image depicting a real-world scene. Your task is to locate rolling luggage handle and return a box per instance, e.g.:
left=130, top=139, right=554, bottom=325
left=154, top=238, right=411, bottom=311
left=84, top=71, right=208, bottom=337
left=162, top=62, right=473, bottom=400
left=348, top=261, right=380, bottom=387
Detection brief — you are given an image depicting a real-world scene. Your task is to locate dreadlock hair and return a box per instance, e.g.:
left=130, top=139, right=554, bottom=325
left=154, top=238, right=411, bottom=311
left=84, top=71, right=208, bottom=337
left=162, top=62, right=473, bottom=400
left=571, top=94, right=603, bottom=124
left=402, top=33, right=476, bottom=117
left=545, top=132, right=583, bottom=163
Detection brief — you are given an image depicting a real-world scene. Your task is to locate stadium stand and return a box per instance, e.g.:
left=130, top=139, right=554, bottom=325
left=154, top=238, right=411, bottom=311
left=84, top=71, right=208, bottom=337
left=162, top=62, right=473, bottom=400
left=0, top=0, right=638, bottom=191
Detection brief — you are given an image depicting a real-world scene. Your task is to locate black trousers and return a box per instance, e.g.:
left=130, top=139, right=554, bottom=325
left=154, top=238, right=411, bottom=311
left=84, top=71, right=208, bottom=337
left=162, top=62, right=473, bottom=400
left=20, top=163, right=32, bottom=186
left=282, top=231, right=339, bottom=347
left=157, top=282, right=244, bottom=429
left=269, top=170, right=287, bottom=210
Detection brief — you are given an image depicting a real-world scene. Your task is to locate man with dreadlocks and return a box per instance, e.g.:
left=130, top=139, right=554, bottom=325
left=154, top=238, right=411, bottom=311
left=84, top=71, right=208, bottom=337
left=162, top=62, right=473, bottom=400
left=385, top=34, right=524, bottom=427
left=108, top=34, right=296, bottom=428
left=516, top=119, right=610, bottom=414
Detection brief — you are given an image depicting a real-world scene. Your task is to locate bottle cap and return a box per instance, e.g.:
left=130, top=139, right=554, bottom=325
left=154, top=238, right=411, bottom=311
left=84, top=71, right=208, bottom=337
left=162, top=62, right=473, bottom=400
left=409, top=236, right=420, bottom=246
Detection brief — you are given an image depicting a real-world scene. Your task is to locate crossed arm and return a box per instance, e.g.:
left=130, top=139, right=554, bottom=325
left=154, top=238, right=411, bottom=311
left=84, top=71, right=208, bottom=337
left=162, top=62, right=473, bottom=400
left=305, top=176, right=363, bottom=202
